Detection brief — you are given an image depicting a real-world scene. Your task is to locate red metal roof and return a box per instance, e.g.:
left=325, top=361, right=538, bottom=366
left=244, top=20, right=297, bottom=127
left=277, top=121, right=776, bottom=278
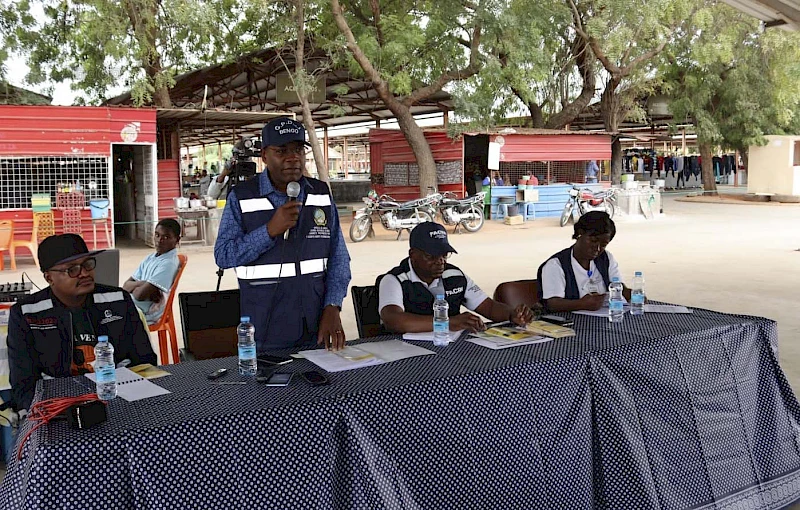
left=0, top=105, right=156, bottom=157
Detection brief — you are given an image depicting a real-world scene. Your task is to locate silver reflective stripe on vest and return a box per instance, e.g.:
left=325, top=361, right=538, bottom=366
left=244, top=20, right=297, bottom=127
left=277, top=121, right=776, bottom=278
left=94, top=292, right=124, bottom=303
left=396, top=272, right=410, bottom=282
left=441, top=269, right=464, bottom=280
left=21, top=299, right=53, bottom=314
left=299, top=258, right=328, bottom=275
left=240, top=198, right=274, bottom=213
left=305, top=194, right=331, bottom=207
left=236, top=263, right=296, bottom=280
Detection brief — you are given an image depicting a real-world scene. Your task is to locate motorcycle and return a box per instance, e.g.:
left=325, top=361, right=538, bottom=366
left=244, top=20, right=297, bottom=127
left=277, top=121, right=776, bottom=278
left=435, top=191, right=486, bottom=233
left=560, top=185, right=618, bottom=227
left=349, top=190, right=436, bottom=242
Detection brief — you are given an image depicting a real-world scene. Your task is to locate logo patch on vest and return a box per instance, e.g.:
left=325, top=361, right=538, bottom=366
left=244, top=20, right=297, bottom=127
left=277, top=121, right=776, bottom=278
left=445, top=287, right=464, bottom=296
left=313, top=208, right=327, bottom=226
left=100, top=308, right=123, bottom=325
left=26, top=316, right=58, bottom=330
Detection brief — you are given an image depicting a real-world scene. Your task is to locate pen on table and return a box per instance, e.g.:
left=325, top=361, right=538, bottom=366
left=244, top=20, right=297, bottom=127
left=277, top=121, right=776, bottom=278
left=211, top=381, right=247, bottom=385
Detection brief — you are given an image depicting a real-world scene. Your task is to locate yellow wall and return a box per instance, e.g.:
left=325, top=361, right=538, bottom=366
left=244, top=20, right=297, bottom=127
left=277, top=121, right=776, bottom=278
left=748, top=136, right=800, bottom=196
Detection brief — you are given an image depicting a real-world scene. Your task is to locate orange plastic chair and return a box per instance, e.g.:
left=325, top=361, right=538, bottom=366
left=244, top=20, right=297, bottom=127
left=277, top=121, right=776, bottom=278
left=0, top=221, right=14, bottom=271
left=149, top=254, right=188, bottom=365
left=10, top=214, right=41, bottom=269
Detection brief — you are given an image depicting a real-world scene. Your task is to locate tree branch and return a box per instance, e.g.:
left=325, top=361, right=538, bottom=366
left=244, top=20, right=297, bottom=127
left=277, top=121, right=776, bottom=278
left=369, top=0, right=384, bottom=46
left=402, top=22, right=482, bottom=105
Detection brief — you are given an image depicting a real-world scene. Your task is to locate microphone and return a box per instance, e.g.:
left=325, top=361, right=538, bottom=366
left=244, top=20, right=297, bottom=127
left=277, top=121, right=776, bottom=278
left=284, top=181, right=301, bottom=240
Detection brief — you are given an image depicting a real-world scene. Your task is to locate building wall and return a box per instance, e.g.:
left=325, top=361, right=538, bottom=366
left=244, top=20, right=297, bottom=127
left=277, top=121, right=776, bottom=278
left=748, top=136, right=800, bottom=196
left=0, top=105, right=157, bottom=248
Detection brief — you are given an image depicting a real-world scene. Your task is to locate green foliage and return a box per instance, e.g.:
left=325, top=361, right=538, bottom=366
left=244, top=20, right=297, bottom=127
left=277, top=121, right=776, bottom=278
left=664, top=3, right=800, bottom=150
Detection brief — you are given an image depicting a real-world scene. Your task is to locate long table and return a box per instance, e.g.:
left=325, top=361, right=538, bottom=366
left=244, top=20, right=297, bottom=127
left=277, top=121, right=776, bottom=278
left=2, top=307, right=800, bottom=509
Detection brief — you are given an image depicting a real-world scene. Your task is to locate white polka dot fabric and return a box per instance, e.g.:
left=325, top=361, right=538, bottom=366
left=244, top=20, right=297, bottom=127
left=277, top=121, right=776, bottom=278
left=1, top=305, right=799, bottom=509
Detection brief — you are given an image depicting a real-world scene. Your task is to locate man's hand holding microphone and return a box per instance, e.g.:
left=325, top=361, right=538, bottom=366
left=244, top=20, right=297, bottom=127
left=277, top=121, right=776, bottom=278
left=266, top=181, right=301, bottom=240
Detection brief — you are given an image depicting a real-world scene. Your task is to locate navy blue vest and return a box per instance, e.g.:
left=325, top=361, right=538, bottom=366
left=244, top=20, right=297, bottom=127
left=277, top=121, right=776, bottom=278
left=537, top=247, right=610, bottom=305
left=233, top=175, right=333, bottom=351
left=376, top=258, right=467, bottom=317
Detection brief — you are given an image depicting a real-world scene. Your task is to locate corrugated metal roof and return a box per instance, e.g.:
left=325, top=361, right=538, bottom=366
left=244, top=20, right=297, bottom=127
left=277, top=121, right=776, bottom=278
left=722, top=0, right=800, bottom=29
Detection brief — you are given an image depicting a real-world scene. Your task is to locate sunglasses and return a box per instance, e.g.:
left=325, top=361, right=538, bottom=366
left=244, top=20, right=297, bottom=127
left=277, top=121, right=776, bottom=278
left=49, top=257, right=97, bottom=278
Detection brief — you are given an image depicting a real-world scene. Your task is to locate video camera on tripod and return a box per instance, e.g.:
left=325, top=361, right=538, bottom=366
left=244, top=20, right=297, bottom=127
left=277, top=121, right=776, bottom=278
left=226, top=135, right=261, bottom=188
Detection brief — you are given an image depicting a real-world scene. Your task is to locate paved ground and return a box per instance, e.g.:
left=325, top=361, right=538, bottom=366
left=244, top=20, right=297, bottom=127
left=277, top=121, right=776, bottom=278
left=3, top=189, right=800, bottom=500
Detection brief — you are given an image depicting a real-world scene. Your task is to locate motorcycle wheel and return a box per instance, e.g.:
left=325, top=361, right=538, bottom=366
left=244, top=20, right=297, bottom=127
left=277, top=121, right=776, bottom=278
left=409, top=211, right=433, bottom=230
left=349, top=216, right=372, bottom=242
left=560, top=202, right=573, bottom=227
left=605, top=200, right=617, bottom=219
left=461, top=204, right=485, bottom=232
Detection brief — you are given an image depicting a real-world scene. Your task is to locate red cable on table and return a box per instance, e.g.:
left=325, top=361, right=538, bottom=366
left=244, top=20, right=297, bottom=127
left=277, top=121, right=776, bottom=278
left=17, top=394, right=106, bottom=460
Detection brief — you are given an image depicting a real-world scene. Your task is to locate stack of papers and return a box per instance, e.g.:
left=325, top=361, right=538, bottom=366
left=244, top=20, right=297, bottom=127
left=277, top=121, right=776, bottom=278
left=468, top=325, right=551, bottom=350
left=525, top=320, right=576, bottom=338
left=86, top=367, right=171, bottom=402
left=643, top=304, right=692, bottom=314
left=299, top=340, right=435, bottom=373
left=402, top=331, right=464, bottom=343
left=129, top=364, right=172, bottom=380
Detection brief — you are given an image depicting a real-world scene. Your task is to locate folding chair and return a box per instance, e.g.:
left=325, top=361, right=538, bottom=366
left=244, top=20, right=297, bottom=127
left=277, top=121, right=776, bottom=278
left=350, top=285, right=384, bottom=338
left=178, top=289, right=241, bottom=361
left=148, top=254, right=188, bottom=364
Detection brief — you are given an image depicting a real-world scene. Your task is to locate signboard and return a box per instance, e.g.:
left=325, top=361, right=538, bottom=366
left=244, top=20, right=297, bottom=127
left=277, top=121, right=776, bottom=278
left=276, top=73, right=326, bottom=103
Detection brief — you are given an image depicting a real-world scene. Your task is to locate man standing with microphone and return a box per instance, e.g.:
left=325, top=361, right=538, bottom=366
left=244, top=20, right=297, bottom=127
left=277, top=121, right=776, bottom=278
left=214, top=117, right=351, bottom=352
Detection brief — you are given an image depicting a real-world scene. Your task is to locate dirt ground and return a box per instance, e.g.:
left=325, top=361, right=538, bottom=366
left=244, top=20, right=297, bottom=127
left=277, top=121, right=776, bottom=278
left=3, top=191, right=800, bottom=391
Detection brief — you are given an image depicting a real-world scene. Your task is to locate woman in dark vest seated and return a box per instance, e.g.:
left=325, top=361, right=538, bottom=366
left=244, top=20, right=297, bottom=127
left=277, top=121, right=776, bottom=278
left=537, top=211, right=632, bottom=312
left=378, top=222, right=534, bottom=333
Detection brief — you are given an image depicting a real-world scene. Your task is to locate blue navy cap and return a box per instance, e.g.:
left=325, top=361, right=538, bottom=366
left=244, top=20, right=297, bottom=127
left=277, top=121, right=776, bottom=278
left=409, top=222, right=457, bottom=256
left=262, top=118, right=311, bottom=148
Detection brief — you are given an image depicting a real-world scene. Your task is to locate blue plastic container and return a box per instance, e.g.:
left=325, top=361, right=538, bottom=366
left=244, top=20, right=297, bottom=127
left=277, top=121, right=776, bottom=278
left=89, top=198, right=110, bottom=219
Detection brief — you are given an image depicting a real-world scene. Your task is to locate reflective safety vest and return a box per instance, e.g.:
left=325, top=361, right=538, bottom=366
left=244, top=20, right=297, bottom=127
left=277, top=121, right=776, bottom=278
left=232, top=176, right=333, bottom=350
left=536, top=247, right=610, bottom=305
left=376, top=258, right=468, bottom=317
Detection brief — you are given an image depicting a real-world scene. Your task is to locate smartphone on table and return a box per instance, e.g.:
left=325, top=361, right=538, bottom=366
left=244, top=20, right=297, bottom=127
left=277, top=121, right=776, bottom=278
left=540, top=314, right=574, bottom=327
left=257, top=372, right=293, bottom=387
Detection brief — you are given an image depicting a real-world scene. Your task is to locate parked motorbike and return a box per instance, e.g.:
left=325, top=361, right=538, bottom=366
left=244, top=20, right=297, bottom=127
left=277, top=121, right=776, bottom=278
left=560, top=185, right=618, bottom=227
left=435, top=191, right=486, bottom=233
left=349, top=190, right=436, bottom=242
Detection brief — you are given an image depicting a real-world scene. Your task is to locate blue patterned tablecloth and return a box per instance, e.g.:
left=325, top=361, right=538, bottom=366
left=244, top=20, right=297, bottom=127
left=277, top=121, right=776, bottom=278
left=2, top=307, right=800, bottom=509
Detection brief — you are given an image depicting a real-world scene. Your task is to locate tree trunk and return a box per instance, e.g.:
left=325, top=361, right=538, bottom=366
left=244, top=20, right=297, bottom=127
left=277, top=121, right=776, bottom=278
left=394, top=106, right=437, bottom=195
left=611, top=137, right=622, bottom=185
left=528, top=102, right=545, bottom=129
left=153, top=85, right=172, bottom=108
left=699, top=142, right=717, bottom=195
left=292, top=0, right=329, bottom=183
left=545, top=36, right=596, bottom=130
left=601, top=85, right=622, bottom=184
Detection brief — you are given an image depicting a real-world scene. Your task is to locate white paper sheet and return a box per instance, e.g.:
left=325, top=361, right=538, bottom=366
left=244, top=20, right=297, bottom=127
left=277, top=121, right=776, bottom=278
left=466, top=335, right=552, bottom=350
left=86, top=367, right=171, bottom=402
left=402, top=331, right=464, bottom=343
left=299, top=348, right=384, bottom=373
left=643, top=304, right=693, bottom=314
left=355, top=339, right=435, bottom=362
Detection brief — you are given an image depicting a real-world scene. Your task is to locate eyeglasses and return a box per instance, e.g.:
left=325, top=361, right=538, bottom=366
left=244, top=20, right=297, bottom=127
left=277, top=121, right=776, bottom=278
left=49, top=257, right=97, bottom=278
left=269, top=146, right=307, bottom=157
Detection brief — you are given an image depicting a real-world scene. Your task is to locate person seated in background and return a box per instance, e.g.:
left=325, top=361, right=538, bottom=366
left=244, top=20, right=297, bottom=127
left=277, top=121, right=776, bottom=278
left=123, top=219, right=181, bottom=325
left=7, top=234, right=157, bottom=412
left=199, top=169, right=211, bottom=196
left=482, top=171, right=504, bottom=186
left=537, top=211, right=631, bottom=312
left=378, top=222, right=535, bottom=334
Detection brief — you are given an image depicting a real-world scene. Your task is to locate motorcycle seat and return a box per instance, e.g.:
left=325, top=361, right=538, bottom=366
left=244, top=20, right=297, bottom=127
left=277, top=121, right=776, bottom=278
left=378, top=201, right=401, bottom=208
left=439, top=199, right=461, bottom=207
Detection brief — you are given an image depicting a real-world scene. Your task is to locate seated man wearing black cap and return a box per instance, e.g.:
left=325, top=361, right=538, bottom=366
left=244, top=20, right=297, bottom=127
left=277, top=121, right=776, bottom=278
left=7, top=234, right=157, bottom=412
left=377, top=222, right=535, bottom=334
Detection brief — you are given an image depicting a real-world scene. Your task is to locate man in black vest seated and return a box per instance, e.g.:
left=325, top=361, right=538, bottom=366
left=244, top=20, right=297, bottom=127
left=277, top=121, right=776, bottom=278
left=537, top=211, right=632, bottom=312
left=377, top=222, right=534, bottom=333
left=7, top=234, right=157, bottom=412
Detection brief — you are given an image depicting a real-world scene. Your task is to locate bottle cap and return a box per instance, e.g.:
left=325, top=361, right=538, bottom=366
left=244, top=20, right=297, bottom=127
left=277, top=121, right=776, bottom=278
left=98, top=335, right=109, bottom=342
left=635, top=271, right=643, bottom=276
left=436, top=295, right=445, bottom=300
left=612, top=277, right=620, bottom=282
left=240, top=316, right=250, bottom=323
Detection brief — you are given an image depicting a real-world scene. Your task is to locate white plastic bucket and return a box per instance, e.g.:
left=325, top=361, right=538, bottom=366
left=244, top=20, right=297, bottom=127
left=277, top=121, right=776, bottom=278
left=89, top=199, right=109, bottom=219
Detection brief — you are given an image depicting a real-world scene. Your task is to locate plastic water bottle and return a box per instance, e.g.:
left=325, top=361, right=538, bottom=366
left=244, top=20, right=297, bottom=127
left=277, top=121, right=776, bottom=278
left=608, top=278, right=625, bottom=323
left=238, top=316, right=257, bottom=376
left=433, top=295, right=450, bottom=347
left=631, top=272, right=645, bottom=316
left=94, top=336, right=117, bottom=400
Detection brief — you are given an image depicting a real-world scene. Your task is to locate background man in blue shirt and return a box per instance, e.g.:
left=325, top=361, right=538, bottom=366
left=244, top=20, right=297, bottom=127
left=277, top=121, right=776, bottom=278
left=214, top=118, right=351, bottom=351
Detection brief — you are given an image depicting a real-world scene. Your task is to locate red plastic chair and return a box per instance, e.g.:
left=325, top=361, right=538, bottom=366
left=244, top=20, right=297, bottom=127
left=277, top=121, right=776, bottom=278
left=149, top=254, right=188, bottom=364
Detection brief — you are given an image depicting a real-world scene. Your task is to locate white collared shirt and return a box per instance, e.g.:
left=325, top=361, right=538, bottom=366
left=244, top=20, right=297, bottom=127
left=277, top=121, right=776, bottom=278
left=378, top=262, right=488, bottom=314
left=540, top=249, right=623, bottom=299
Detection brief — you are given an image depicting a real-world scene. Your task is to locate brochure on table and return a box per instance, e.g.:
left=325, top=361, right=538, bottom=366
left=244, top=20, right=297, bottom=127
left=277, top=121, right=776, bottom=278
left=299, top=340, right=435, bottom=373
